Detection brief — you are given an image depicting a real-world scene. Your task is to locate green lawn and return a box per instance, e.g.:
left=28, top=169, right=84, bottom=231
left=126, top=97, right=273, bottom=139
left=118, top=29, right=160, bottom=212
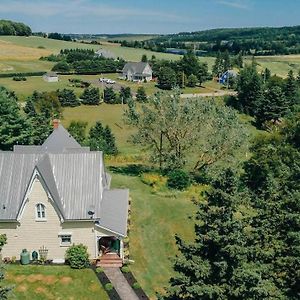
left=4, top=264, right=108, bottom=300
left=62, top=104, right=136, bottom=154
left=110, top=173, right=197, bottom=298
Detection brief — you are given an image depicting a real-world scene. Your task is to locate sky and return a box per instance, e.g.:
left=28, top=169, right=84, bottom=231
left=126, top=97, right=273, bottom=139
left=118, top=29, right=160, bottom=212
left=0, top=0, right=299, bottom=34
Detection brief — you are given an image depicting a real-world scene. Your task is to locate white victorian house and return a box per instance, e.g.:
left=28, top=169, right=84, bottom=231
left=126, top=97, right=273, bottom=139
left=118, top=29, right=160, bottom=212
left=0, top=121, right=129, bottom=267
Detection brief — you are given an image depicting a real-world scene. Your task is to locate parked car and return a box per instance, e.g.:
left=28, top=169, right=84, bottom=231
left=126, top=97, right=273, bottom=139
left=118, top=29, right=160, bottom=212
left=106, top=79, right=116, bottom=84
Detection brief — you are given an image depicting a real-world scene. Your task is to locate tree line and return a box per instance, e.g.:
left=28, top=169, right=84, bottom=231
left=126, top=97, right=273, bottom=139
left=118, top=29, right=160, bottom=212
left=0, top=19, right=31, bottom=36
left=42, top=48, right=126, bottom=74
left=230, top=63, right=300, bottom=128
left=116, top=25, right=300, bottom=56
left=0, top=87, right=119, bottom=156
left=145, top=51, right=209, bottom=90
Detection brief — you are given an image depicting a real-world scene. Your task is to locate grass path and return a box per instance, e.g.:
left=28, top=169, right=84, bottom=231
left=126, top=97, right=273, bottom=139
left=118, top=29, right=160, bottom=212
left=111, top=173, right=197, bottom=299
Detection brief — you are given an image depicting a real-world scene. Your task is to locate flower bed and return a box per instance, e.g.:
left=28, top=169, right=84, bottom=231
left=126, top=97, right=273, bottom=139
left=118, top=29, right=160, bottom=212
left=91, top=266, right=121, bottom=300
left=120, top=266, right=149, bottom=300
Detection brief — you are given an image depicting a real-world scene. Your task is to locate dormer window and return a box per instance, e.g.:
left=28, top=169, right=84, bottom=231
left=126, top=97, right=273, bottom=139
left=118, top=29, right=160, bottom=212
left=36, top=203, right=46, bottom=220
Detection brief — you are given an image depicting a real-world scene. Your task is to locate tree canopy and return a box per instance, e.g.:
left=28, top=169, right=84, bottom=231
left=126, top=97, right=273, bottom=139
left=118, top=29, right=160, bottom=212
left=125, top=90, right=246, bottom=171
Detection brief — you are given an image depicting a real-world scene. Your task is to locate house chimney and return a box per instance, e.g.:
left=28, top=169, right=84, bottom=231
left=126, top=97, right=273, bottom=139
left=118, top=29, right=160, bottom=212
left=53, top=119, right=60, bottom=129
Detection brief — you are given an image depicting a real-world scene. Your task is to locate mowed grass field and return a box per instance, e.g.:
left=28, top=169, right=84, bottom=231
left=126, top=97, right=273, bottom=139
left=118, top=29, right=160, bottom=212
left=4, top=265, right=108, bottom=300
left=244, top=55, right=300, bottom=77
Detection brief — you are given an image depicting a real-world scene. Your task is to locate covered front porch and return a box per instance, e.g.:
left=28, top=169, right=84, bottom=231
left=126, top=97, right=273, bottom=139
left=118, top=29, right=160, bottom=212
left=96, top=236, right=123, bottom=268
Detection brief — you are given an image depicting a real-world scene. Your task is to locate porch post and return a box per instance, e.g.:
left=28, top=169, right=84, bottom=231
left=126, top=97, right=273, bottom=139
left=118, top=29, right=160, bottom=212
left=119, top=239, right=124, bottom=260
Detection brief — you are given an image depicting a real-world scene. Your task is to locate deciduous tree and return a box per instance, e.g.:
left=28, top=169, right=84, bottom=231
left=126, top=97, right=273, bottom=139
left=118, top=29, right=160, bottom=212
left=125, top=90, right=246, bottom=171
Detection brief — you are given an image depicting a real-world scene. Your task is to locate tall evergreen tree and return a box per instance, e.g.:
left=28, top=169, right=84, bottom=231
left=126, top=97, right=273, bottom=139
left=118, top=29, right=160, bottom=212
left=255, top=85, right=289, bottom=126
left=212, top=51, right=223, bottom=76
left=88, top=121, right=118, bottom=155
left=67, top=121, right=87, bottom=145
left=223, top=50, right=231, bottom=72
left=103, top=87, right=117, bottom=104
left=284, top=70, right=297, bottom=105
left=243, top=121, right=300, bottom=299
left=81, top=87, right=100, bottom=105
left=0, top=88, right=32, bottom=150
left=136, top=86, right=148, bottom=102
left=57, top=88, right=80, bottom=107
left=164, top=169, right=281, bottom=299
left=103, top=125, right=118, bottom=155
left=119, top=86, right=131, bottom=104
left=237, top=64, right=264, bottom=115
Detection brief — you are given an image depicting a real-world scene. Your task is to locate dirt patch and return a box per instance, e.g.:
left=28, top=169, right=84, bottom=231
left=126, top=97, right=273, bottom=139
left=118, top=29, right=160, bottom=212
left=14, top=275, right=26, bottom=283
left=60, top=276, right=72, bottom=285
left=27, top=274, right=44, bottom=283
left=16, top=284, right=28, bottom=292
left=43, top=275, right=58, bottom=285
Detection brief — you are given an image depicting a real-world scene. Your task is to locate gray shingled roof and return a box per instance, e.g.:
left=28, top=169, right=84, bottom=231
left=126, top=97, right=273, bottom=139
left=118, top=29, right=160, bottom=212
left=0, top=125, right=129, bottom=236
left=122, top=62, right=151, bottom=76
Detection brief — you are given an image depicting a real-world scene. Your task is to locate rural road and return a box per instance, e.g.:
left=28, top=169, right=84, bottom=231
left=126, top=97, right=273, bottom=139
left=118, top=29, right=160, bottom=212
left=180, top=90, right=237, bottom=98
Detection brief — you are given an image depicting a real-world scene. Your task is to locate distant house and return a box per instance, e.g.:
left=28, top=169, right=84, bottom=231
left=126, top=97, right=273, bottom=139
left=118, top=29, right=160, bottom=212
left=43, top=72, right=59, bottom=83
left=95, top=49, right=116, bottom=59
left=122, top=62, right=152, bottom=82
left=0, top=121, right=129, bottom=267
left=219, top=70, right=237, bottom=85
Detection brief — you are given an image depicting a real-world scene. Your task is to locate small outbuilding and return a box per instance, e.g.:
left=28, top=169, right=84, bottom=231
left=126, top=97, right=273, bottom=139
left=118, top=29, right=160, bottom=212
left=95, top=49, right=116, bottom=59
left=219, top=70, right=237, bottom=85
left=43, top=72, right=59, bottom=83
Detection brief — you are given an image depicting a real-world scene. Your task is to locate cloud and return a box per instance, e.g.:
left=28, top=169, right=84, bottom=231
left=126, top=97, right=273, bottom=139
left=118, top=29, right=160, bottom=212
left=0, top=0, right=189, bottom=22
left=217, top=0, right=251, bottom=10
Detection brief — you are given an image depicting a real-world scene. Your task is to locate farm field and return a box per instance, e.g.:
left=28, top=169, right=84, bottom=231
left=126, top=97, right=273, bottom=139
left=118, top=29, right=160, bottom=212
left=4, top=265, right=108, bottom=300
left=0, top=36, right=182, bottom=62
left=244, top=55, right=300, bottom=77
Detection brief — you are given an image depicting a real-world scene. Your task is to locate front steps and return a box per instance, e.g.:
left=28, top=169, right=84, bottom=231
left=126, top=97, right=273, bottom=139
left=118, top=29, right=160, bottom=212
left=97, top=253, right=123, bottom=268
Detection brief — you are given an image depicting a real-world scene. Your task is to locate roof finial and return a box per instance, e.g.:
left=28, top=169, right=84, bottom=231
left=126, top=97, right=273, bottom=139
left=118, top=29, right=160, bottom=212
left=53, top=119, right=60, bottom=129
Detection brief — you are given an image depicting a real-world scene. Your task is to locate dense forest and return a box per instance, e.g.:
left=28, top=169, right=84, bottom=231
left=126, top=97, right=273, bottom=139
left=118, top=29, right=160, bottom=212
left=0, top=20, right=31, bottom=36
left=116, top=25, right=300, bottom=56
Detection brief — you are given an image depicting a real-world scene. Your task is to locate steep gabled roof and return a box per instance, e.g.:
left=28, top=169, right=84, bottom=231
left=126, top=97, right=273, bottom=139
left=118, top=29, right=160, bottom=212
left=122, top=62, right=152, bottom=76
left=0, top=125, right=129, bottom=236
left=0, top=153, right=40, bottom=220
left=42, top=125, right=82, bottom=153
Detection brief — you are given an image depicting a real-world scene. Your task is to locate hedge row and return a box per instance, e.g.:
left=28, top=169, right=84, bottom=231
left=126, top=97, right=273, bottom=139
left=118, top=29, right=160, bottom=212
left=0, top=72, right=46, bottom=78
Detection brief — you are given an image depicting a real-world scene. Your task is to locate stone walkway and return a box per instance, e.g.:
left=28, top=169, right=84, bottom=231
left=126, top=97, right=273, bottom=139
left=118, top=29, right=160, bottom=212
left=104, top=267, right=139, bottom=300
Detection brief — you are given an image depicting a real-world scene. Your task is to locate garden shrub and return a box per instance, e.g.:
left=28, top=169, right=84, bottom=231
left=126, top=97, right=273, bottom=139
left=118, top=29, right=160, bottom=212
left=96, top=267, right=104, bottom=273
left=65, top=244, right=89, bottom=269
left=121, top=266, right=130, bottom=273
left=167, top=170, right=190, bottom=190
left=105, top=283, right=114, bottom=291
left=132, top=282, right=141, bottom=289
left=13, top=76, right=26, bottom=81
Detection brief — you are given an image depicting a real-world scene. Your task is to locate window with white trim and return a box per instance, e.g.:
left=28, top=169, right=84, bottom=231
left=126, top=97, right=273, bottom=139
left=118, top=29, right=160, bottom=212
left=59, top=234, right=72, bottom=246
left=36, top=203, right=46, bottom=220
